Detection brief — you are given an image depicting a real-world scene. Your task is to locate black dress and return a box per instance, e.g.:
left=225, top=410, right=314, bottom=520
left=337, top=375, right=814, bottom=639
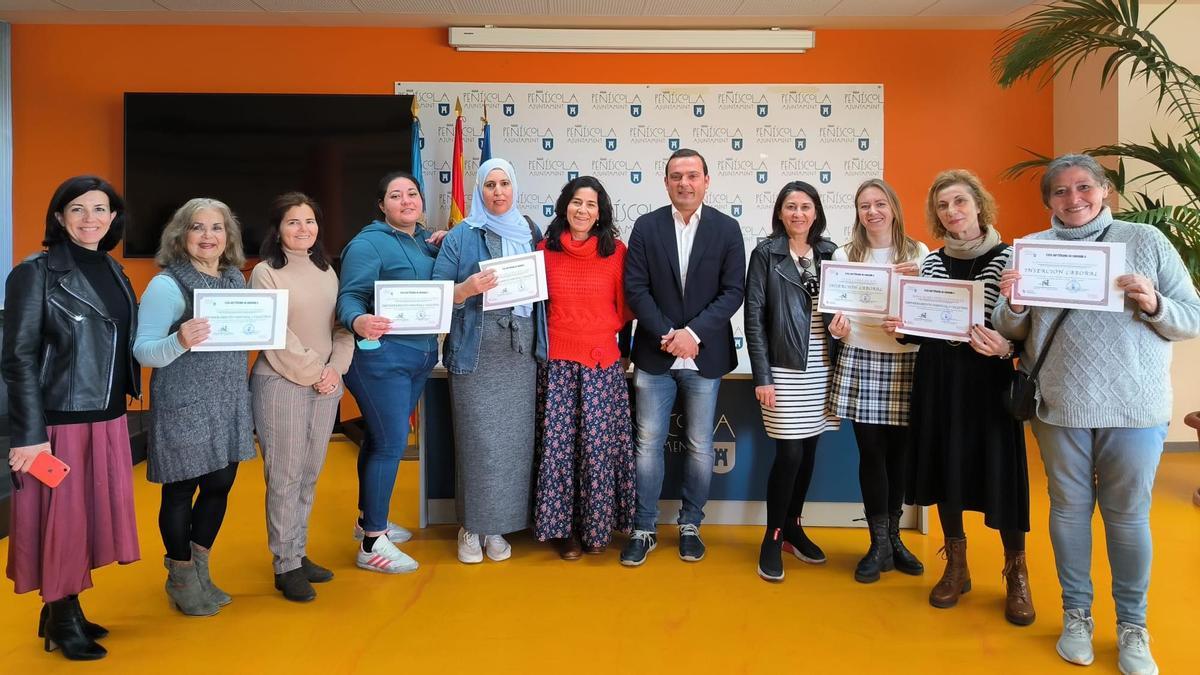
left=905, top=245, right=1029, bottom=532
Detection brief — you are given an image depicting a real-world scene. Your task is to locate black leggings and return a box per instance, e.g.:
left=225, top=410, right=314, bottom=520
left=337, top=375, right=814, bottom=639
left=765, top=437, right=820, bottom=531
left=159, top=463, right=239, bottom=561
left=853, top=421, right=907, bottom=518
left=937, top=507, right=1026, bottom=551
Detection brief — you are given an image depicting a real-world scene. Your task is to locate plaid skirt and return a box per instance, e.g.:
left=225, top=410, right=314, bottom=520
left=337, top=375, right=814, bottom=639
left=829, top=345, right=917, bottom=426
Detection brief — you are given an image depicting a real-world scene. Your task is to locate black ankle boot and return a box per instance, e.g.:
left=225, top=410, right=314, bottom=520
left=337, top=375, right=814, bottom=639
left=757, top=528, right=784, bottom=582
left=43, top=599, right=106, bottom=660
left=889, top=510, right=924, bottom=575
left=854, top=514, right=894, bottom=584
left=39, top=596, right=108, bottom=640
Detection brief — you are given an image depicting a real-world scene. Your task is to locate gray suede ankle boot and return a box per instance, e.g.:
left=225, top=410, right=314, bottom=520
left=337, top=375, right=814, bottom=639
left=164, top=557, right=219, bottom=617
left=190, top=542, right=232, bottom=607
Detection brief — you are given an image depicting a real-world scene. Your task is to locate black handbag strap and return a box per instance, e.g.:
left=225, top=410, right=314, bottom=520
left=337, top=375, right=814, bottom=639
left=1023, top=223, right=1113, bottom=379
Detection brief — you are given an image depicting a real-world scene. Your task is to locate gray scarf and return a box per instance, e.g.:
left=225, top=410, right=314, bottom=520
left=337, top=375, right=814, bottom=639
left=942, top=225, right=1002, bottom=260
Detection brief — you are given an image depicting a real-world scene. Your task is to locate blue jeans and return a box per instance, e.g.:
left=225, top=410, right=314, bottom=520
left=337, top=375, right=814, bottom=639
left=343, top=340, right=438, bottom=533
left=1031, top=419, right=1167, bottom=626
left=632, top=368, right=721, bottom=531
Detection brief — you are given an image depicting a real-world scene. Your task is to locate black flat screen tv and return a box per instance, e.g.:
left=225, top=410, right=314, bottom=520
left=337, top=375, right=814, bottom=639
left=123, top=92, right=414, bottom=260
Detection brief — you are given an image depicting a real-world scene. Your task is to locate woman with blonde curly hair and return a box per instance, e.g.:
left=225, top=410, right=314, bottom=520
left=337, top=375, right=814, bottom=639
left=886, top=170, right=1033, bottom=625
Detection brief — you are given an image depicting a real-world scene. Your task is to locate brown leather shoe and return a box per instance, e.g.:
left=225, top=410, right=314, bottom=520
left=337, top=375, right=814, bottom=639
left=929, top=536, right=971, bottom=609
left=555, top=537, right=582, bottom=561
left=1002, top=549, right=1036, bottom=626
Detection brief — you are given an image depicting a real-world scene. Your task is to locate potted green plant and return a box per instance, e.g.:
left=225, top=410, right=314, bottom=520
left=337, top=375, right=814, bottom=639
left=992, top=0, right=1200, bottom=290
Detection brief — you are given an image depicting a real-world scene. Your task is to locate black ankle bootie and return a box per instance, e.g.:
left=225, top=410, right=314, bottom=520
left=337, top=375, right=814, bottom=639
left=43, top=599, right=106, bottom=661
left=854, top=514, right=894, bottom=583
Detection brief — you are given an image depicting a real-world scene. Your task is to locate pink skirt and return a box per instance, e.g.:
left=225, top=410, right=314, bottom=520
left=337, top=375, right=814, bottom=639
left=7, top=416, right=140, bottom=601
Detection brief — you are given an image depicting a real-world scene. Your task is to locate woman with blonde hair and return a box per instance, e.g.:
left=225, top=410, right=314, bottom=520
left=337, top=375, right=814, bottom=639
left=134, top=198, right=256, bottom=617
left=828, top=178, right=927, bottom=583
left=889, top=169, right=1033, bottom=625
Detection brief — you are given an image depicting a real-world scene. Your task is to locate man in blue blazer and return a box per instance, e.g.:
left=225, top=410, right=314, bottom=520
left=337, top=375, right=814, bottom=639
left=621, top=148, right=746, bottom=566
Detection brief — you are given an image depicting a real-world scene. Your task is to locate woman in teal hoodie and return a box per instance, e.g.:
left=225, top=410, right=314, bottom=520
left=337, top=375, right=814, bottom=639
left=336, top=171, right=442, bottom=575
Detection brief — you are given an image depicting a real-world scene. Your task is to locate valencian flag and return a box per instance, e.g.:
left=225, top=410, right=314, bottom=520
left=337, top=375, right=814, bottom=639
left=479, top=103, right=492, bottom=164
left=448, top=98, right=466, bottom=228
left=410, top=97, right=424, bottom=195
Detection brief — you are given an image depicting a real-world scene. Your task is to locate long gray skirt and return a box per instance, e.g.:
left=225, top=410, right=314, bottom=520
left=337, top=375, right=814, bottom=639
left=449, top=313, right=537, bottom=535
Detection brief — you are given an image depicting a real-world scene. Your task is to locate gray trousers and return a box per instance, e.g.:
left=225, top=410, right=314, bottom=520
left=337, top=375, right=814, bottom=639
left=251, top=363, right=341, bottom=574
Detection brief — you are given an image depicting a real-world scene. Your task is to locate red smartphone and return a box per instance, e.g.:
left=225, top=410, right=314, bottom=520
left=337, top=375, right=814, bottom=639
left=28, top=452, right=71, bottom=488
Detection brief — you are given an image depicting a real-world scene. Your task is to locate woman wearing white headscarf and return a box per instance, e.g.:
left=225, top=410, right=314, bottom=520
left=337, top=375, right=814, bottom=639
left=432, top=158, right=549, bottom=564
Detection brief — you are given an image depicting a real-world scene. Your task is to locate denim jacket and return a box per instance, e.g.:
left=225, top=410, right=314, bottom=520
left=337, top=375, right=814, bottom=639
left=432, top=220, right=548, bottom=374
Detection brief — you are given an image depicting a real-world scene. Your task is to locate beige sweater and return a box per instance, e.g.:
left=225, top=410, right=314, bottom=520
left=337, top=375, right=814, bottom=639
left=249, top=249, right=354, bottom=385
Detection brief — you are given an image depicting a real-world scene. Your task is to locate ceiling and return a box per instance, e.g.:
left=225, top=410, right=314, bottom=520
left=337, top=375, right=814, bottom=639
left=0, top=0, right=1055, bottom=29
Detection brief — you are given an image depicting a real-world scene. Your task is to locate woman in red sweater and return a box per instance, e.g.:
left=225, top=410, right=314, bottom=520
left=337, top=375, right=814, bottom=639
left=534, top=175, right=635, bottom=559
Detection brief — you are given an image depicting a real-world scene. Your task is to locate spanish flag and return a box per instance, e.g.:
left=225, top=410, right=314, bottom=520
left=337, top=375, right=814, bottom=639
left=448, top=98, right=466, bottom=228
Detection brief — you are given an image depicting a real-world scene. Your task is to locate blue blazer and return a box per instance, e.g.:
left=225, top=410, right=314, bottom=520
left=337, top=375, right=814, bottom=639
left=623, top=204, right=746, bottom=379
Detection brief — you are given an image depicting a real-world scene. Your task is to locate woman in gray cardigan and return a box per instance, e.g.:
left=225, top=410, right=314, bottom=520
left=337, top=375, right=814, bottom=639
left=993, top=154, right=1200, bottom=675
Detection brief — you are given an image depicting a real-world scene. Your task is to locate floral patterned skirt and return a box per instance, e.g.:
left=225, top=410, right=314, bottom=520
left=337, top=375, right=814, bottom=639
left=533, top=359, right=635, bottom=547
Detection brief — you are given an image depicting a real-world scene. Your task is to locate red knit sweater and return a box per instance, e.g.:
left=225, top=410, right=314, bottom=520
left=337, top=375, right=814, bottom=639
left=538, top=233, right=632, bottom=368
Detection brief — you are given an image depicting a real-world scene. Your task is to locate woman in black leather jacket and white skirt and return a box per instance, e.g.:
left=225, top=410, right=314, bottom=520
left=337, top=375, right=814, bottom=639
left=744, top=180, right=841, bottom=582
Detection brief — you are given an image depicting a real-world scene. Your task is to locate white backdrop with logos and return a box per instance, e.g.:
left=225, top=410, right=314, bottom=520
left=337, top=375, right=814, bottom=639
left=396, top=81, right=884, bottom=374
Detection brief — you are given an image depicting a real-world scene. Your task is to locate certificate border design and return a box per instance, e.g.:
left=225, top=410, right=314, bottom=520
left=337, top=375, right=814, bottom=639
left=193, top=289, right=285, bottom=349
left=816, top=261, right=894, bottom=317
left=1012, top=240, right=1113, bottom=307
left=895, top=277, right=979, bottom=340
left=480, top=250, right=547, bottom=310
left=374, top=280, right=453, bottom=334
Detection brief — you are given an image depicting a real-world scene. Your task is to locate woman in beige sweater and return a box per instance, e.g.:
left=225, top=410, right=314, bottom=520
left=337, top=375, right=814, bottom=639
left=250, top=192, right=353, bottom=602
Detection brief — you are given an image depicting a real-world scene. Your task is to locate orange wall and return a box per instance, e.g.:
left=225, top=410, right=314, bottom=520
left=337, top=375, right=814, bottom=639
left=9, top=25, right=1053, bottom=403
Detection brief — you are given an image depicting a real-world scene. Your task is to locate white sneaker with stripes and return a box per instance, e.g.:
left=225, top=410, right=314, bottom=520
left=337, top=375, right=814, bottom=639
left=356, top=536, right=418, bottom=574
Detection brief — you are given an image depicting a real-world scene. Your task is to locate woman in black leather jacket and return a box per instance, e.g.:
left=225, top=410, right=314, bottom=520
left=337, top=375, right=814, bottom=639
left=744, top=180, right=841, bottom=583
left=2, top=176, right=140, bottom=661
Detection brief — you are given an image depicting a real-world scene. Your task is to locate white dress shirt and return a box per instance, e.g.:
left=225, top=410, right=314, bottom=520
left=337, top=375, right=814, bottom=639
left=670, top=207, right=702, bottom=371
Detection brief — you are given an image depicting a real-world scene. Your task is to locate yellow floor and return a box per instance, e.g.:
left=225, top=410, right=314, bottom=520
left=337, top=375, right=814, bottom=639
left=1, top=437, right=1197, bottom=674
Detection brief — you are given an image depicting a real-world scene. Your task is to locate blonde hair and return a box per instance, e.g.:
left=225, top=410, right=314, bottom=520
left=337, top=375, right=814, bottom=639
left=155, top=197, right=246, bottom=269
left=845, top=179, right=922, bottom=264
left=925, top=169, right=999, bottom=239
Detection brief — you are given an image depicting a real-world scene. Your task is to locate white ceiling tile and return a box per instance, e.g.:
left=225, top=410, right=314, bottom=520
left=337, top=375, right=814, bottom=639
left=453, top=0, right=547, bottom=14
left=641, top=0, right=736, bottom=16
left=735, top=0, right=840, bottom=16
left=0, top=0, right=69, bottom=9
left=826, top=0, right=934, bottom=17
left=544, top=0, right=645, bottom=16
left=56, top=0, right=166, bottom=9
left=352, top=0, right=454, bottom=11
left=921, top=0, right=1031, bottom=16
left=252, top=0, right=360, bottom=11
left=157, top=0, right=262, bottom=10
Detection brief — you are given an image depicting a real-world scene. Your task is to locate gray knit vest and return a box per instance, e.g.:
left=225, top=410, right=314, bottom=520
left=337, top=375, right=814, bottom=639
left=146, top=262, right=256, bottom=484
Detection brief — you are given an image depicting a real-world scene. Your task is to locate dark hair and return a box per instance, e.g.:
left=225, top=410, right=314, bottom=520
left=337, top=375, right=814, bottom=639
left=377, top=170, right=424, bottom=204
left=544, top=176, right=619, bottom=257
left=259, top=192, right=331, bottom=271
left=665, top=148, right=708, bottom=176
left=43, top=175, right=126, bottom=252
left=770, top=181, right=827, bottom=245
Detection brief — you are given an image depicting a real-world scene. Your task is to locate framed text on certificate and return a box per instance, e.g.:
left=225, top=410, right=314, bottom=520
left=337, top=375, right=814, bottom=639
left=816, top=261, right=894, bottom=317
left=192, top=288, right=288, bottom=351
left=480, top=250, right=549, bottom=311
left=895, top=277, right=985, bottom=341
left=374, top=280, right=454, bottom=335
left=1012, top=238, right=1127, bottom=312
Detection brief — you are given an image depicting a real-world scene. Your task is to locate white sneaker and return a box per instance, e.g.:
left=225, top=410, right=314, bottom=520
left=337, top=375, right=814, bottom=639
left=354, top=519, right=412, bottom=544
left=483, top=534, right=512, bottom=561
left=1056, top=608, right=1095, bottom=666
left=356, top=536, right=418, bottom=574
left=1117, top=623, right=1158, bottom=675
left=457, top=527, right=483, bottom=564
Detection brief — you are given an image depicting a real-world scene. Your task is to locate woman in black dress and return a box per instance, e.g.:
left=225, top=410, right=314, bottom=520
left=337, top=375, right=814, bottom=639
left=887, top=170, right=1033, bottom=625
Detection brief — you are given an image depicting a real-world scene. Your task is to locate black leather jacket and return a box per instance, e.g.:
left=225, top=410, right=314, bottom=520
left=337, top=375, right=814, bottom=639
left=1, top=243, right=141, bottom=447
left=744, top=235, right=840, bottom=387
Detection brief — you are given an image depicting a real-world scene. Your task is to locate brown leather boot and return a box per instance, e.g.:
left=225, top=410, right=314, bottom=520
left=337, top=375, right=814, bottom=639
left=929, top=536, right=971, bottom=608
left=1002, top=549, right=1036, bottom=626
